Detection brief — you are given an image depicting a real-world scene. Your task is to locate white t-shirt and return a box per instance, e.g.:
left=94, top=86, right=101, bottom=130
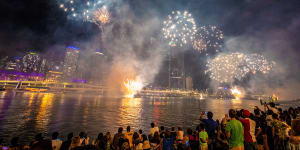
left=149, top=127, right=159, bottom=136
left=52, top=139, right=62, bottom=150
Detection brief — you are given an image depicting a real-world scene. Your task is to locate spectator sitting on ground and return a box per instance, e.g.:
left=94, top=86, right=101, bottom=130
left=60, top=132, right=73, bottom=150
left=149, top=122, right=159, bottom=137
left=52, top=132, right=62, bottom=150
left=124, top=126, right=134, bottom=148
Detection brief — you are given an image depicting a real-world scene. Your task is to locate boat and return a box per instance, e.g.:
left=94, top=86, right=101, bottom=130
left=25, top=87, right=50, bottom=92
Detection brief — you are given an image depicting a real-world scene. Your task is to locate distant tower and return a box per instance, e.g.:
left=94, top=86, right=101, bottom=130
left=63, top=46, right=79, bottom=81
left=89, top=50, right=106, bottom=85
left=168, top=48, right=185, bottom=89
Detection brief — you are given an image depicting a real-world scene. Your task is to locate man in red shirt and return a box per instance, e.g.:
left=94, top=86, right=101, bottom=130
left=239, top=109, right=257, bottom=150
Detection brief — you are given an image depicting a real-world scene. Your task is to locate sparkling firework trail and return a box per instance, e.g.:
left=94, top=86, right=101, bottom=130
left=193, top=38, right=207, bottom=53
left=57, top=0, right=110, bottom=26
left=206, top=52, right=274, bottom=83
left=162, top=11, right=197, bottom=47
left=196, top=25, right=224, bottom=53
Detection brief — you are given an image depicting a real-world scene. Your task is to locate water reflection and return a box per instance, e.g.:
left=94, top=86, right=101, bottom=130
left=36, top=93, right=54, bottom=130
left=0, top=91, right=298, bottom=145
left=119, top=98, right=142, bottom=130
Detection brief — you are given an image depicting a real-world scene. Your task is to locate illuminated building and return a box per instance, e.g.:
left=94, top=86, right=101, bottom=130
left=22, top=52, right=41, bottom=73
left=39, top=59, right=47, bottom=74
left=63, top=46, right=79, bottom=81
left=45, top=71, right=63, bottom=82
left=0, top=70, right=44, bottom=81
left=0, top=56, right=9, bottom=70
left=5, top=56, right=22, bottom=72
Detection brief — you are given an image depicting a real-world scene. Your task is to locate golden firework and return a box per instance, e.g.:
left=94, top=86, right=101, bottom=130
left=94, top=7, right=110, bottom=25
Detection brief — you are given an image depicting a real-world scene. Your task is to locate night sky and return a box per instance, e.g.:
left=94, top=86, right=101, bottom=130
left=0, top=0, right=300, bottom=97
left=0, top=0, right=299, bottom=55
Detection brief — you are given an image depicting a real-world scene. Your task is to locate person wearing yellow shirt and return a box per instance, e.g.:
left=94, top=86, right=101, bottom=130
left=124, top=126, right=134, bottom=148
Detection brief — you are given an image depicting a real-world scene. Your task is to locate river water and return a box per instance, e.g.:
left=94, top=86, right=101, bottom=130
left=0, top=91, right=299, bottom=144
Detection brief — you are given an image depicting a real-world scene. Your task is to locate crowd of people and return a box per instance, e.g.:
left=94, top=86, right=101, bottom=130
left=0, top=103, right=300, bottom=150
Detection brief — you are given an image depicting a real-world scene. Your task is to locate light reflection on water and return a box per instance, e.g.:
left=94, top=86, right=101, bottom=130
left=0, top=91, right=299, bottom=145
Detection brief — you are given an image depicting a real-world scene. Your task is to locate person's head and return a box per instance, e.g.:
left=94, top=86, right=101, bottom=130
left=31, top=140, right=52, bottom=150
left=151, top=122, right=155, bottom=128
left=160, top=126, right=165, bottom=131
left=229, top=109, right=236, bottom=119
left=269, top=102, right=275, bottom=108
left=11, top=137, right=19, bottom=147
left=171, top=127, right=175, bottom=131
left=243, top=109, right=250, bottom=118
left=79, top=132, right=86, bottom=138
left=199, top=123, right=205, bottom=131
left=52, top=132, right=59, bottom=140
left=207, top=111, right=213, bottom=119
left=196, top=126, right=200, bottom=132
left=254, top=108, right=260, bottom=116
left=118, top=127, right=123, bottom=133
left=67, top=132, right=73, bottom=141
left=127, top=126, right=130, bottom=132
left=288, top=107, right=295, bottom=114
left=278, top=108, right=282, bottom=113
left=272, top=113, right=279, bottom=120
left=187, top=128, right=192, bottom=135
left=267, top=110, right=274, bottom=115
left=35, top=133, right=43, bottom=141
left=142, top=134, right=148, bottom=142
left=178, top=127, right=182, bottom=131
left=133, top=132, right=139, bottom=140
left=97, top=133, right=103, bottom=140
left=138, top=129, right=142, bottom=134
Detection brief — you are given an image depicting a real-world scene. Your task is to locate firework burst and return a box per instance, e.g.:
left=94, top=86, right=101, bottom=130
left=162, top=11, right=197, bottom=47
left=206, top=52, right=274, bottom=83
left=193, top=37, right=207, bottom=52
left=57, top=0, right=110, bottom=26
left=93, top=6, right=110, bottom=26
left=197, top=25, right=224, bottom=53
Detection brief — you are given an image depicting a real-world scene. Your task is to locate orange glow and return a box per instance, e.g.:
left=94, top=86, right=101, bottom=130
left=123, top=79, right=143, bottom=98
left=231, top=87, right=244, bottom=100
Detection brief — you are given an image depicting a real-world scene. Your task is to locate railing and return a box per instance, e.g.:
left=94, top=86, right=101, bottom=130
left=0, top=80, right=104, bottom=90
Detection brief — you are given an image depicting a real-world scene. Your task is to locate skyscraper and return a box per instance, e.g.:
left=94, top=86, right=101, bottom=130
left=168, top=48, right=185, bottom=89
left=63, top=46, right=79, bottom=81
